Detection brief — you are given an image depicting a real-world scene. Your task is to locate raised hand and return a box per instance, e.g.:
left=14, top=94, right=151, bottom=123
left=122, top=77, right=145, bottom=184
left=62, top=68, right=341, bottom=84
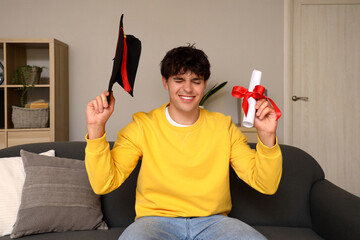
left=86, top=91, right=115, bottom=139
left=254, top=98, right=278, bottom=147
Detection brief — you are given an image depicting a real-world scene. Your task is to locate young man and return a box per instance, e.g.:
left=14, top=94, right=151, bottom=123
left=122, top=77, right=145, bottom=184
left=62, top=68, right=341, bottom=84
left=85, top=45, right=282, bottom=240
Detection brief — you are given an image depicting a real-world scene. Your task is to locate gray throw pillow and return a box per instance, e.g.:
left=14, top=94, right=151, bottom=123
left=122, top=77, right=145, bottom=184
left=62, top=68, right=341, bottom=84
left=11, top=150, right=108, bottom=239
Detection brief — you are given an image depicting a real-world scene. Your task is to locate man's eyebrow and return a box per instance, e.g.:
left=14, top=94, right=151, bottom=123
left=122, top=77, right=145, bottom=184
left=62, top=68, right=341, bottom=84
left=172, top=76, right=204, bottom=80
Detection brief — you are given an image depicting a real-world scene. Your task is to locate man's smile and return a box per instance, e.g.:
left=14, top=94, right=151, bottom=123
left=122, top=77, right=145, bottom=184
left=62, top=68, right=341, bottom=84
left=179, top=95, right=196, bottom=101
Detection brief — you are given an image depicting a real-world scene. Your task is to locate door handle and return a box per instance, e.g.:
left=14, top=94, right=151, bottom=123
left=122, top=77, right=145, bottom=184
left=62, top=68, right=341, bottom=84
left=292, top=96, right=309, bottom=101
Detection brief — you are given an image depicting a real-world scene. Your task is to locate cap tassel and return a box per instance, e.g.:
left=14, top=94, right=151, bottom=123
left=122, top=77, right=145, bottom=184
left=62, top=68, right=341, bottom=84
left=121, top=34, right=132, bottom=92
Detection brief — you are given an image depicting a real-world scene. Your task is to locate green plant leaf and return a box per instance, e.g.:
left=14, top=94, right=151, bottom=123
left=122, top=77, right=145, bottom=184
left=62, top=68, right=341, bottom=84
left=200, top=81, right=228, bottom=106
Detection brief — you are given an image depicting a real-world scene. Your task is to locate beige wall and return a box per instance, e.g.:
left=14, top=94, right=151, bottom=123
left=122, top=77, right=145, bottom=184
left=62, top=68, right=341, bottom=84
left=0, top=0, right=284, bottom=142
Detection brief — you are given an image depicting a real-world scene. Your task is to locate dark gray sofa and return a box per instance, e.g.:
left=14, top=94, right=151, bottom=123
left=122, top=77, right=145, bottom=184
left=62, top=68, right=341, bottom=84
left=0, top=141, right=359, bottom=240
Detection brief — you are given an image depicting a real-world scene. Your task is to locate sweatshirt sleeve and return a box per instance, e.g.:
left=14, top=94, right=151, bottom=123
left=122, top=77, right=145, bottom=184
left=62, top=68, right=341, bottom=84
left=229, top=122, right=282, bottom=195
left=85, top=120, right=142, bottom=195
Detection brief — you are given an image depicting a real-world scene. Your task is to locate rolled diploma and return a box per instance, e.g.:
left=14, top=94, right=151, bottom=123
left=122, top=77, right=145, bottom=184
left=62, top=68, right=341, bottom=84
left=242, top=70, right=262, bottom=128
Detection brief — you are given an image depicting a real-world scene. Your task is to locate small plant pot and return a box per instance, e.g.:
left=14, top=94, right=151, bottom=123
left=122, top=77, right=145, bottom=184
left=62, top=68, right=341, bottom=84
left=27, top=67, right=42, bottom=85
left=13, top=65, right=43, bottom=85
left=12, top=106, right=49, bottom=128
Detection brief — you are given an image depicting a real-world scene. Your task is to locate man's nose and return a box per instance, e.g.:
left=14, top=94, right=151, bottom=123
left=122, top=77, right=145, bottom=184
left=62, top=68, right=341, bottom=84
left=183, top=81, right=192, bottom=92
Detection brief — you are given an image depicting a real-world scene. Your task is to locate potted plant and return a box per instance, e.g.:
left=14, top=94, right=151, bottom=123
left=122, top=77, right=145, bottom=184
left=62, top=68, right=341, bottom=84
left=11, top=65, right=49, bottom=128
left=199, top=81, right=228, bottom=107
left=11, top=65, right=44, bottom=107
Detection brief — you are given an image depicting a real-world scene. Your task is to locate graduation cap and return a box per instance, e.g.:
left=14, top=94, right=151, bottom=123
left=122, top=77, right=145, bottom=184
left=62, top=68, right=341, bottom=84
left=107, top=14, right=141, bottom=101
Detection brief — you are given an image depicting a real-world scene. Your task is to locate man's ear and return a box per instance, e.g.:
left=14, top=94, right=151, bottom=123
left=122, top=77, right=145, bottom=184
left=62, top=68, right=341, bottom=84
left=162, top=77, right=169, bottom=90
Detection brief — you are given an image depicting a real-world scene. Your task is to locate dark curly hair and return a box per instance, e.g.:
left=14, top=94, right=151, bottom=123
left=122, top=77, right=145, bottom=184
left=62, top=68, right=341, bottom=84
left=160, top=44, right=211, bottom=80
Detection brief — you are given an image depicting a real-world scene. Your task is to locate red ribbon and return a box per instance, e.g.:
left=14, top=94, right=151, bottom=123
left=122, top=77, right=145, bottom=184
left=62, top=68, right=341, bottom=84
left=232, top=85, right=282, bottom=120
left=116, top=27, right=132, bottom=93
left=121, top=35, right=132, bottom=92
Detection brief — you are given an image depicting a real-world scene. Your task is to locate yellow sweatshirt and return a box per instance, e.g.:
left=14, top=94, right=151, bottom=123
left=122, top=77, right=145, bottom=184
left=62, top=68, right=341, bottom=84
left=85, top=103, right=282, bottom=220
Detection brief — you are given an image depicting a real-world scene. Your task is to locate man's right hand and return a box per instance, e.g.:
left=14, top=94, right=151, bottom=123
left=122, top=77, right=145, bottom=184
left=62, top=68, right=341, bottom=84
left=86, top=91, right=115, bottom=139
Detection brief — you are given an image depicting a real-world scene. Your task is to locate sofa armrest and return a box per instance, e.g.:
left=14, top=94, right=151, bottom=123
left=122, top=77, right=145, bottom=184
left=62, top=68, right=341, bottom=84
left=310, top=179, right=360, bottom=240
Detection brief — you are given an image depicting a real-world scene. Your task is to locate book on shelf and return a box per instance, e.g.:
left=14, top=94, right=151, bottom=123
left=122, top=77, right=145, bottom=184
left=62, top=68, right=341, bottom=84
left=25, top=100, right=49, bottom=109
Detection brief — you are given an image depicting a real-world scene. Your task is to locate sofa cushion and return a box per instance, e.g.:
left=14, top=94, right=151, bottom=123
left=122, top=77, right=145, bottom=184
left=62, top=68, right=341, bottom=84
left=1, top=228, right=125, bottom=240
left=254, top=226, right=324, bottom=240
left=0, top=150, right=55, bottom=237
left=11, top=150, right=108, bottom=238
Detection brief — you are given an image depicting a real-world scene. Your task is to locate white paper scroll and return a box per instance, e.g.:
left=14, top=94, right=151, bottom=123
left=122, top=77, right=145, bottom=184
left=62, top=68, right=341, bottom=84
left=242, top=70, right=262, bottom=128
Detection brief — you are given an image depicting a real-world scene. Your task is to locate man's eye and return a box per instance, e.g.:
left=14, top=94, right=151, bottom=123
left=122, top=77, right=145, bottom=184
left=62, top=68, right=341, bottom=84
left=193, top=81, right=201, bottom=85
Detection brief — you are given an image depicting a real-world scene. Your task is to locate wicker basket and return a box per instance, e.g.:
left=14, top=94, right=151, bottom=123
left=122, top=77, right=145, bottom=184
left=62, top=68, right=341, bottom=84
left=12, top=106, right=49, bottom=128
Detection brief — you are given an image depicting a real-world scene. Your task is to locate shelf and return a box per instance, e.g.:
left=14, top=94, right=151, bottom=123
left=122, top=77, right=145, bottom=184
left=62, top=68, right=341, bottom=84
left=7, top=128, right=50, bottom=132
left=6, top=84, right=50, bottom=88
left=7, top=129, right=51, bottom=147
left=0, top=38, right=69, bottom=149
left=0, top=38, right=67, bottom=47
left=6, top=88, right=50, bottom=114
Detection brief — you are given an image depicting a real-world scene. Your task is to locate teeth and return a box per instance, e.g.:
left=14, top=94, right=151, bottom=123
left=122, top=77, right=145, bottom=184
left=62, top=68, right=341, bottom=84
left=181, top=96, right=194, bottom=100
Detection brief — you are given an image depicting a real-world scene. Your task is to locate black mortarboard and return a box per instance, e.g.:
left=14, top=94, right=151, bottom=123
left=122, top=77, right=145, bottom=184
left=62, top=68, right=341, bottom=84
left=107, top=14, right=141, bottom=101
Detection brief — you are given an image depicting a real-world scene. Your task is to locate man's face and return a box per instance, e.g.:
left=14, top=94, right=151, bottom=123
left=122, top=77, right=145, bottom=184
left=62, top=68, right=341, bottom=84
left=162, top=71, right=207, bottom=118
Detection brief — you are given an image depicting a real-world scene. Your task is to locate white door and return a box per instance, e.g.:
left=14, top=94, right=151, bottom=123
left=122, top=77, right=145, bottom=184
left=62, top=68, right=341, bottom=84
left=291, top=0, right=360, bottom=196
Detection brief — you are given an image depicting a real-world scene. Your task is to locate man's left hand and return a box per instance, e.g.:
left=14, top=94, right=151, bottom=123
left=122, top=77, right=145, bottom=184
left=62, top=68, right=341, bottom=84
left=254, top=99, right=278, bottom=147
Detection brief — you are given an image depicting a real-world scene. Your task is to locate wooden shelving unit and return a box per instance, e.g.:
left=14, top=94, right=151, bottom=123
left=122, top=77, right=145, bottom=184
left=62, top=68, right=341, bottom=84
left=0, top=38, right=69, bottom=149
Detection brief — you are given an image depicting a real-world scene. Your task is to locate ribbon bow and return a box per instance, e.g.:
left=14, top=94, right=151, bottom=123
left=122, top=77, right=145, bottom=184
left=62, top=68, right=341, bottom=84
left=232, top=85, right=282, bottom=120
